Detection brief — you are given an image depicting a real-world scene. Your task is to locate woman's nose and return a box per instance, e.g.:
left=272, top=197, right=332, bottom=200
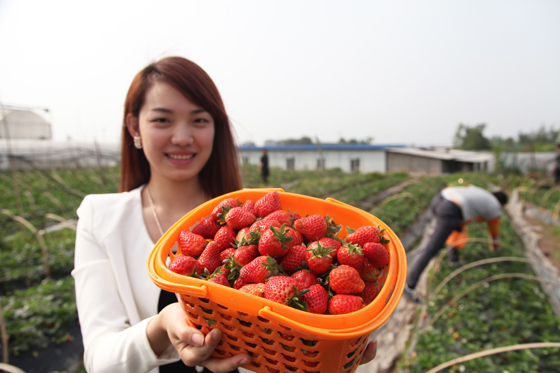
left=171, top=124, right=194, bottom=146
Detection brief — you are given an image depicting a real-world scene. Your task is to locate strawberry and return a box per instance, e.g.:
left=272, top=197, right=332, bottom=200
left=329, top=265, right=365, bottom=295
left=359, top=259, right=382, bottom=282
left=239, top=255, right=280, bottom=284
left=294, top=215, right=327, bottom=241
left=284, top=227, right=303, bottom=248
left=264, top=276, right=297, bottom=306
left=220, top=248, right=235, bottom=263
left=214, top=226, right=236, bottom=252
left=249, top=219, right=281, bottom=235
left=336, top=243, right=365, bottom=270
left=178, top=230, right=206, bottom=257
left=258, top=224, right=294, bottom=259
left=291, top=269, right=318, bottom=292
left=198, top=241, right=221, bottom=273
left=317, top=237, right=342, bottom=258
left=328, top=294, right=364, bottom=315
left=233, top=277, right=248, bottom=290
left=254, top=190, right=282, bottom=217
left=243, top=199, right=256, bottom=216
left=263, top=210, right=297, bottom=227
left=225, top=206, right=257, bottom=230
left=346, top=225, right=389, bottom=247
left=359, top=282, right=380, bottom=305
left=201, top=267, right=231, bottom=287
left=191, top=217, right=221, bottom=239
left=280, top=244, right=307, bottom=274
left=363, top=242, right=389, bottom=268
left=302, top=284, right=328, bottom=314
left=305, top=240, right=335, bottom=275
left=169, top=254, right=202, bottom=275
left=239, top=283, right=265, bottom=297
left=233, top=244, right=259, bottom=266
left=211, top=197, right=240, bottom=220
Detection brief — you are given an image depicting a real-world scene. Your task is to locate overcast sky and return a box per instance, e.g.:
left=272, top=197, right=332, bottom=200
left=1, top=0, right=559, bottom=147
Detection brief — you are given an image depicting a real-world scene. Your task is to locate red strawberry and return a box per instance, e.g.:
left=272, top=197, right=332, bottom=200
left=305, top=240, right=335, bottom=275
left=233, top=245, right=259, bottom=267
left=233, top=277, right=248, bottom=290
left=216, top=264, right=231, bottom=279
left=214, top=226, right=236, bottom=252
left=209, top=274, right=230, bottom=287
left=225, top=207, right=257, bottom=230
left=294, top=215, right=327, bottom=241
left=359, top=259, right=382, bottom=282
left=336, top=243, right=365, bottom=270
left=255, top=190, right=282, bottom=217
left=284, top=227, right=303, bottom=248
left=169, top=254, right=202, bottom=275
left=220, top=248, right=235, bottom=263
left=243, top=199, right=256, bottom=216
left=346, top=225, right=388, bottom=247
left=317, top=237, right=342, bottom=258
left=302, top=284, right=328, bottom=314
left=329, top=265, right=365, bottom=295
left=239, top=255, right=280, bottom=284
left=328, top=294, right=364, bottom=314
left=178, top=230, right=206, bottom=257
left=359, top=282, right=380, bottom=305
left=250, top=219, right=281, bottom=234
left=258, top=225, right=294, bottom=259
left=198, top=241, right=221, bottom=273
left=280, top=245, right=307, bottom=274
left=264, top=276, right=297, bottom=305
left=263, top=210, right=296, bottom=227
left=191, top=217, right=220, bottom=239
left=239, top=283, right=265, bottom=297
left=363, top=242, right=389, bottom=268
left=291, top=269, right=318, bottom=292
left=202, top=268, right=231, bottom=287
left=211, top=197, right=240, bottom=220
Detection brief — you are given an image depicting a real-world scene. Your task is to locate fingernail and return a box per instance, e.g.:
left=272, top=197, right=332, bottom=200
left=239, top=357, right=251, bottom=365
left=192, top=333, right=204, bottom=346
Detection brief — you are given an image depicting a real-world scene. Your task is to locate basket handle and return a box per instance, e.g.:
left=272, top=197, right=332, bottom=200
left=258, top=306, right=324, bottom=335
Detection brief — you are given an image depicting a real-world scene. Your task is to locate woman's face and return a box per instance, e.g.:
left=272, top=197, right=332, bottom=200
left=133, top=81, right=215, bottom=183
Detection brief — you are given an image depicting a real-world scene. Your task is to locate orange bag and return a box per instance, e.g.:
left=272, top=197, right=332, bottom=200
left=445, top=226, right=469, bottom=250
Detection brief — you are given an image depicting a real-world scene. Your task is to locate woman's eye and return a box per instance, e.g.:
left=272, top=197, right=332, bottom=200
left=152, top=118, right=170, bottom=123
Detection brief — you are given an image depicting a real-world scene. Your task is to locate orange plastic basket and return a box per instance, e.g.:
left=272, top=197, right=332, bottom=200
left=148, top=188, right=407, bottom=373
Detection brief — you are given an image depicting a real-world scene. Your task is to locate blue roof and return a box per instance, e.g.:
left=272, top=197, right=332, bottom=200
left=238, top=144, right=407, bottom=151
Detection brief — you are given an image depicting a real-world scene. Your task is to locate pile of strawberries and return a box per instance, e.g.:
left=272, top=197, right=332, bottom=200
left=169, top=190, right=390, bottom=315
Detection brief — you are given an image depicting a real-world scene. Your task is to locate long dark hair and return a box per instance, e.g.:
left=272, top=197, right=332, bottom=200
left=119, top=56, right=242, bottom=197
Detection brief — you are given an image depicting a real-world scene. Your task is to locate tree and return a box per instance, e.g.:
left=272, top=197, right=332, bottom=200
left=453, top=123, right=491, bottom=150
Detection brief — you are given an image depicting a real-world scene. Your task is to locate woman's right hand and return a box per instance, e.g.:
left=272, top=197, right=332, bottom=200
left=148, top=303, right=251, bottom=372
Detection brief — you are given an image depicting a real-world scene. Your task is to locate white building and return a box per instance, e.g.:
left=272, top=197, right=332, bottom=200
left=0, top=109, right=52, bottom=140
left=238, top=144, right=407, bottom=173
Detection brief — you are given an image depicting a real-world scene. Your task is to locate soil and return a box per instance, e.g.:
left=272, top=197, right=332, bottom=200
left=524, top=214, right=560, bottom=272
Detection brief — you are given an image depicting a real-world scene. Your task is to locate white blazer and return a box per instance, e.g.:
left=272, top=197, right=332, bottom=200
left=72, top=186, right=179, bottom=373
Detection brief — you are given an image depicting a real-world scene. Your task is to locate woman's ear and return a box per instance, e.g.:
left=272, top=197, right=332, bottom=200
left=126, top=113, right=139, bottom=138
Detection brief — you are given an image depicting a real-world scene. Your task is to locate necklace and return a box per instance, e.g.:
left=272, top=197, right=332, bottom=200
left=145, top=186, right=164, bottom=237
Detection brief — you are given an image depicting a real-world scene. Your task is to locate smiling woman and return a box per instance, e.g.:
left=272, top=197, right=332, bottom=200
left=72, top=56, right=247, bottom=373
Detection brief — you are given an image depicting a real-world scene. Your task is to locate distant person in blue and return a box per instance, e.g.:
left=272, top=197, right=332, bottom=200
left=260, top=149, right=269, bottom=184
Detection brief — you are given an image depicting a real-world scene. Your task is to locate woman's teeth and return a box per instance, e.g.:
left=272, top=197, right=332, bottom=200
left=168, top=154, right=194, bottom=160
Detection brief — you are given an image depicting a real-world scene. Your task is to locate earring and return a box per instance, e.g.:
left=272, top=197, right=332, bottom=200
left=133, top=136, right=142, bottom=149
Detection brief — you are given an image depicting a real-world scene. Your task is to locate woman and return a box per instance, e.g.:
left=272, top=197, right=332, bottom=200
left=73, top=56, right=377, bottom=373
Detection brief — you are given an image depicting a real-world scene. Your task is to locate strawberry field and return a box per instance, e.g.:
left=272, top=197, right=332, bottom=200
left=1, top=165, right=560, bottom=372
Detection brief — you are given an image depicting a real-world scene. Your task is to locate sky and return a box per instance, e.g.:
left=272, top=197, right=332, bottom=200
left=0, top=0, right=559, bottom=147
